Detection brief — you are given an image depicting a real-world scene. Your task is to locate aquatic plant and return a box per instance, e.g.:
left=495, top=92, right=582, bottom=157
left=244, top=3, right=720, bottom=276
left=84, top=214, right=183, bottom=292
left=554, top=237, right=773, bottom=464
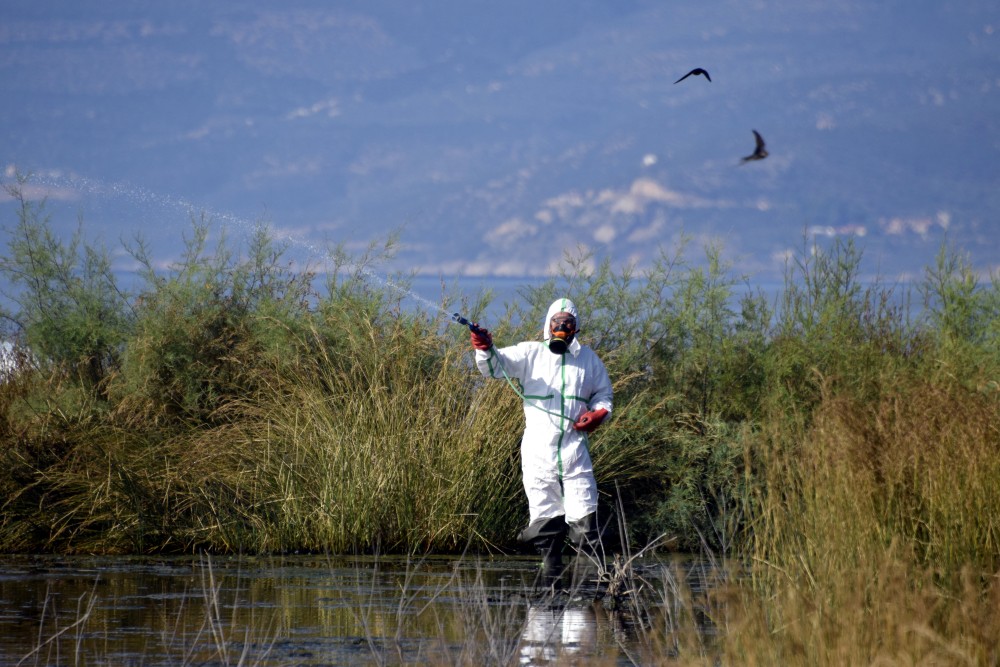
left=2, top=181, right=1000, bottom=664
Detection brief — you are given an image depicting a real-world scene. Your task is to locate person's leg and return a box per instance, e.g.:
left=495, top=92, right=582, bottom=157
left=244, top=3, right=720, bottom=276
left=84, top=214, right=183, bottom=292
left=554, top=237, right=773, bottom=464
left=563, top=470, right=608, bottom=595
left=521, top=467, right=564, bottom=525
left=562, top=470, right=600, bottom=559
left=567, top=512, right=603, bottom=561
left=519, top=465, right=568, bottom=589
left=517, top=515, right=568, bottom=587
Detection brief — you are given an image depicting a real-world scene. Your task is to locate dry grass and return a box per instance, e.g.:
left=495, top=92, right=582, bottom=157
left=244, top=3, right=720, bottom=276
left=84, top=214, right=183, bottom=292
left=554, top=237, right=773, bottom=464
left=720, top=371, right=1000, bottom=666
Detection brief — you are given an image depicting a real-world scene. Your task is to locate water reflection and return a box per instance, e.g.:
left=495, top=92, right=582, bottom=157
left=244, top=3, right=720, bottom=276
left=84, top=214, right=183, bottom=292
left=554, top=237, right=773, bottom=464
left=0, top=553, right=721, bottom=666
left=519, top=604, right=599, bottom=664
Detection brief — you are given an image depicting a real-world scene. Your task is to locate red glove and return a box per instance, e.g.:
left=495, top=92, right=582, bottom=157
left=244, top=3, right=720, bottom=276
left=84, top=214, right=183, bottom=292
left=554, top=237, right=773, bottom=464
left=573, top=408, right=609, bottom=433
left=470, top=326, right=493, bottom=350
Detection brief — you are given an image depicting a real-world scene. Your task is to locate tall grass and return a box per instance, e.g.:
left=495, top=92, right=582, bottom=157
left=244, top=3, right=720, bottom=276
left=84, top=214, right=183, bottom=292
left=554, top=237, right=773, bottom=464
left=717, top=242, right=1000, bottom=664
left=0, top=192, right=663, bottom=554
left=717, top=378, right=1000, bottom=664
left=204, top=314, right=529, bottom=554
left=3, top=180, right=1000, bottom=662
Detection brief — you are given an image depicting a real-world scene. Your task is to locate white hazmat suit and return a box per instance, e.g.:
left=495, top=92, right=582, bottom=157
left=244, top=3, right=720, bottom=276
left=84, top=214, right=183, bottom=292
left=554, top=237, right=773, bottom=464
left=474, top=298, right=613, bottom=585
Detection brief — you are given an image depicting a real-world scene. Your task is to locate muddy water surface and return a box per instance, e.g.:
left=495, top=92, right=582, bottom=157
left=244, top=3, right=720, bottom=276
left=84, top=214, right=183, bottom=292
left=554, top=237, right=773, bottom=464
left=0, top=553, right=717, bottom=666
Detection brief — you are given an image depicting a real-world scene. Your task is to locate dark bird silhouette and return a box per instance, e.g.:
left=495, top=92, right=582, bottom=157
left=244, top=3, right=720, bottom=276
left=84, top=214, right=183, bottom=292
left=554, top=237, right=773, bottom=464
left=741, top=130, right=768, bottom=163
left=674, top=68, right=711, bottom=84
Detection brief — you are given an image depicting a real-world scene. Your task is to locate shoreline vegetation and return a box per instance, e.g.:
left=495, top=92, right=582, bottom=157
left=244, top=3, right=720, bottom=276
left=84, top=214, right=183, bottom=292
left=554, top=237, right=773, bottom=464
left=2, top=176, right=999, bottom=663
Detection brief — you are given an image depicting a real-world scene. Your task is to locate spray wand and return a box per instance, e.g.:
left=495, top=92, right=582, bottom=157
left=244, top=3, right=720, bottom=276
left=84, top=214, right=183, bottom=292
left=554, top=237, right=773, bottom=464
left=452, top=313, right=489, bottom=336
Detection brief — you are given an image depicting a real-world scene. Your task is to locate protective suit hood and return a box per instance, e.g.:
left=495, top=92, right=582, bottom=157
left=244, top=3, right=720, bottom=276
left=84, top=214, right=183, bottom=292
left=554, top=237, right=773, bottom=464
left=543, top=298, right=581, bottom=355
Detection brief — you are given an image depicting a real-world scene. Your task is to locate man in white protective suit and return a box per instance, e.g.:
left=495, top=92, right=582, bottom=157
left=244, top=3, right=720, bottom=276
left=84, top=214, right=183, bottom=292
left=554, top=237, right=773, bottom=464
left=469, top=297, right=613, bottom=589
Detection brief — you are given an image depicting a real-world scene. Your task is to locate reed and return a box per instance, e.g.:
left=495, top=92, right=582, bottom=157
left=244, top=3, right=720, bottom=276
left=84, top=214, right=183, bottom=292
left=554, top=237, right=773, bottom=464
left=211, top=313, right=529, bottom=554
left=0, top=300, right=660, bottom=554
left=3, top=185, right=1000, bottom=661
left=165, top=299, right=662, bottom=554
left=719, top=365, right=1000, bottom=664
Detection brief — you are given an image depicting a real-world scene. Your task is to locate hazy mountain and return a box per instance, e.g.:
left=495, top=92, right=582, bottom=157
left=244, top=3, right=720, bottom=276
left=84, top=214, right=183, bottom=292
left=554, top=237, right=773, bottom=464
left=2, top=0, right=998, bottom=301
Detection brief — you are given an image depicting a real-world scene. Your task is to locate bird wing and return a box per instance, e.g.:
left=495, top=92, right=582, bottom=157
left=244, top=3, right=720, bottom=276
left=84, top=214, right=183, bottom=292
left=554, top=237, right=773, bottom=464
left=752, top=130, right=766, bottom=150
left=675, top=68, right=710, bottom=84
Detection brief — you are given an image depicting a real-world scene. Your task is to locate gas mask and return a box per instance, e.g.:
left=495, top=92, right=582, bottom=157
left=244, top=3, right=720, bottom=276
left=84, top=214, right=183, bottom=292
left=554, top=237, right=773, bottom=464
left=547, top=312, right=577, bottom=355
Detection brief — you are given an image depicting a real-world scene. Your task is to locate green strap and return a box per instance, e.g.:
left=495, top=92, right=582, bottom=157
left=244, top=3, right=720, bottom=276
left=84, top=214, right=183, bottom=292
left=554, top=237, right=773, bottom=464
left=483, top=346, right=575, bottom=425
left=557, top=350, right=568, bottom=486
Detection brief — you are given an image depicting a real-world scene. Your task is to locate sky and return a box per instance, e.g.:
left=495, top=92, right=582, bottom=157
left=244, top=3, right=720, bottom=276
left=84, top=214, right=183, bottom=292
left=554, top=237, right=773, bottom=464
left=1, top=0, right=998, bottom=313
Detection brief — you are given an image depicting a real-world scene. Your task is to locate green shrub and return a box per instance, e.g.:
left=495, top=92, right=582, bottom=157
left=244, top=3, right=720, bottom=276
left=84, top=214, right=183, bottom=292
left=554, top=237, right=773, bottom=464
left=920, top=242, right=1000, bottom=380
left=109, top=218, right=313, bottom=427
left=2, top=185, right=998, bottom=566
left=0, top=174, right=131, bottom=394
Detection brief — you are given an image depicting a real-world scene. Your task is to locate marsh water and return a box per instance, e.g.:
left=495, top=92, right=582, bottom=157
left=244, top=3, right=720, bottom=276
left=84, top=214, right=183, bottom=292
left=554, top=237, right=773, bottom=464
left=0, top=553, right=719, bottom=666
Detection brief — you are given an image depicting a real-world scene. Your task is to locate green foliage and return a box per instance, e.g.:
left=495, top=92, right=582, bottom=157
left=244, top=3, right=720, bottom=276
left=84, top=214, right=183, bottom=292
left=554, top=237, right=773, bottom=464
left=1, top=185, right=998, bottom=570
left=651, top=244, right=755, bottom=422
left=109, top=218, right=313, bottom=426
left=762, top=237, right=915, bottom=421
left=920, top=242, right=1000, bottom=374
left=0, top=174, right=131, bottom=393
left=602, top=391, right=748, bottom=552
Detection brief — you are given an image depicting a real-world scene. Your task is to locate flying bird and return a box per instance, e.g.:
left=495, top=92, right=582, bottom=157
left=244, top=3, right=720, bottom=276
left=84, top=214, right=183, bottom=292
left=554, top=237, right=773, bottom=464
left=741, top=130, right=768, bottom=163
left=674, top=68, right=711, bottom=84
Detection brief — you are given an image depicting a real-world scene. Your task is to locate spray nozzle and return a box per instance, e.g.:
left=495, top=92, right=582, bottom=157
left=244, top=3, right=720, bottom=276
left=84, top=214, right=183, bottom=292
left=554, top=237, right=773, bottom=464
left=452, top=313, right=487, bottom=336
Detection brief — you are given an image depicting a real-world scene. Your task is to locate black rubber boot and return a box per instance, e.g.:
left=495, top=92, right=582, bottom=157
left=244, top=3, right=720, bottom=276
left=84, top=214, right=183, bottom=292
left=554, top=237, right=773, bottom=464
left=570, top=513, right=606, bottom=557
left=567, top=512, right=608, bottom=597
left=518, top=516, right=568, bottom=592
